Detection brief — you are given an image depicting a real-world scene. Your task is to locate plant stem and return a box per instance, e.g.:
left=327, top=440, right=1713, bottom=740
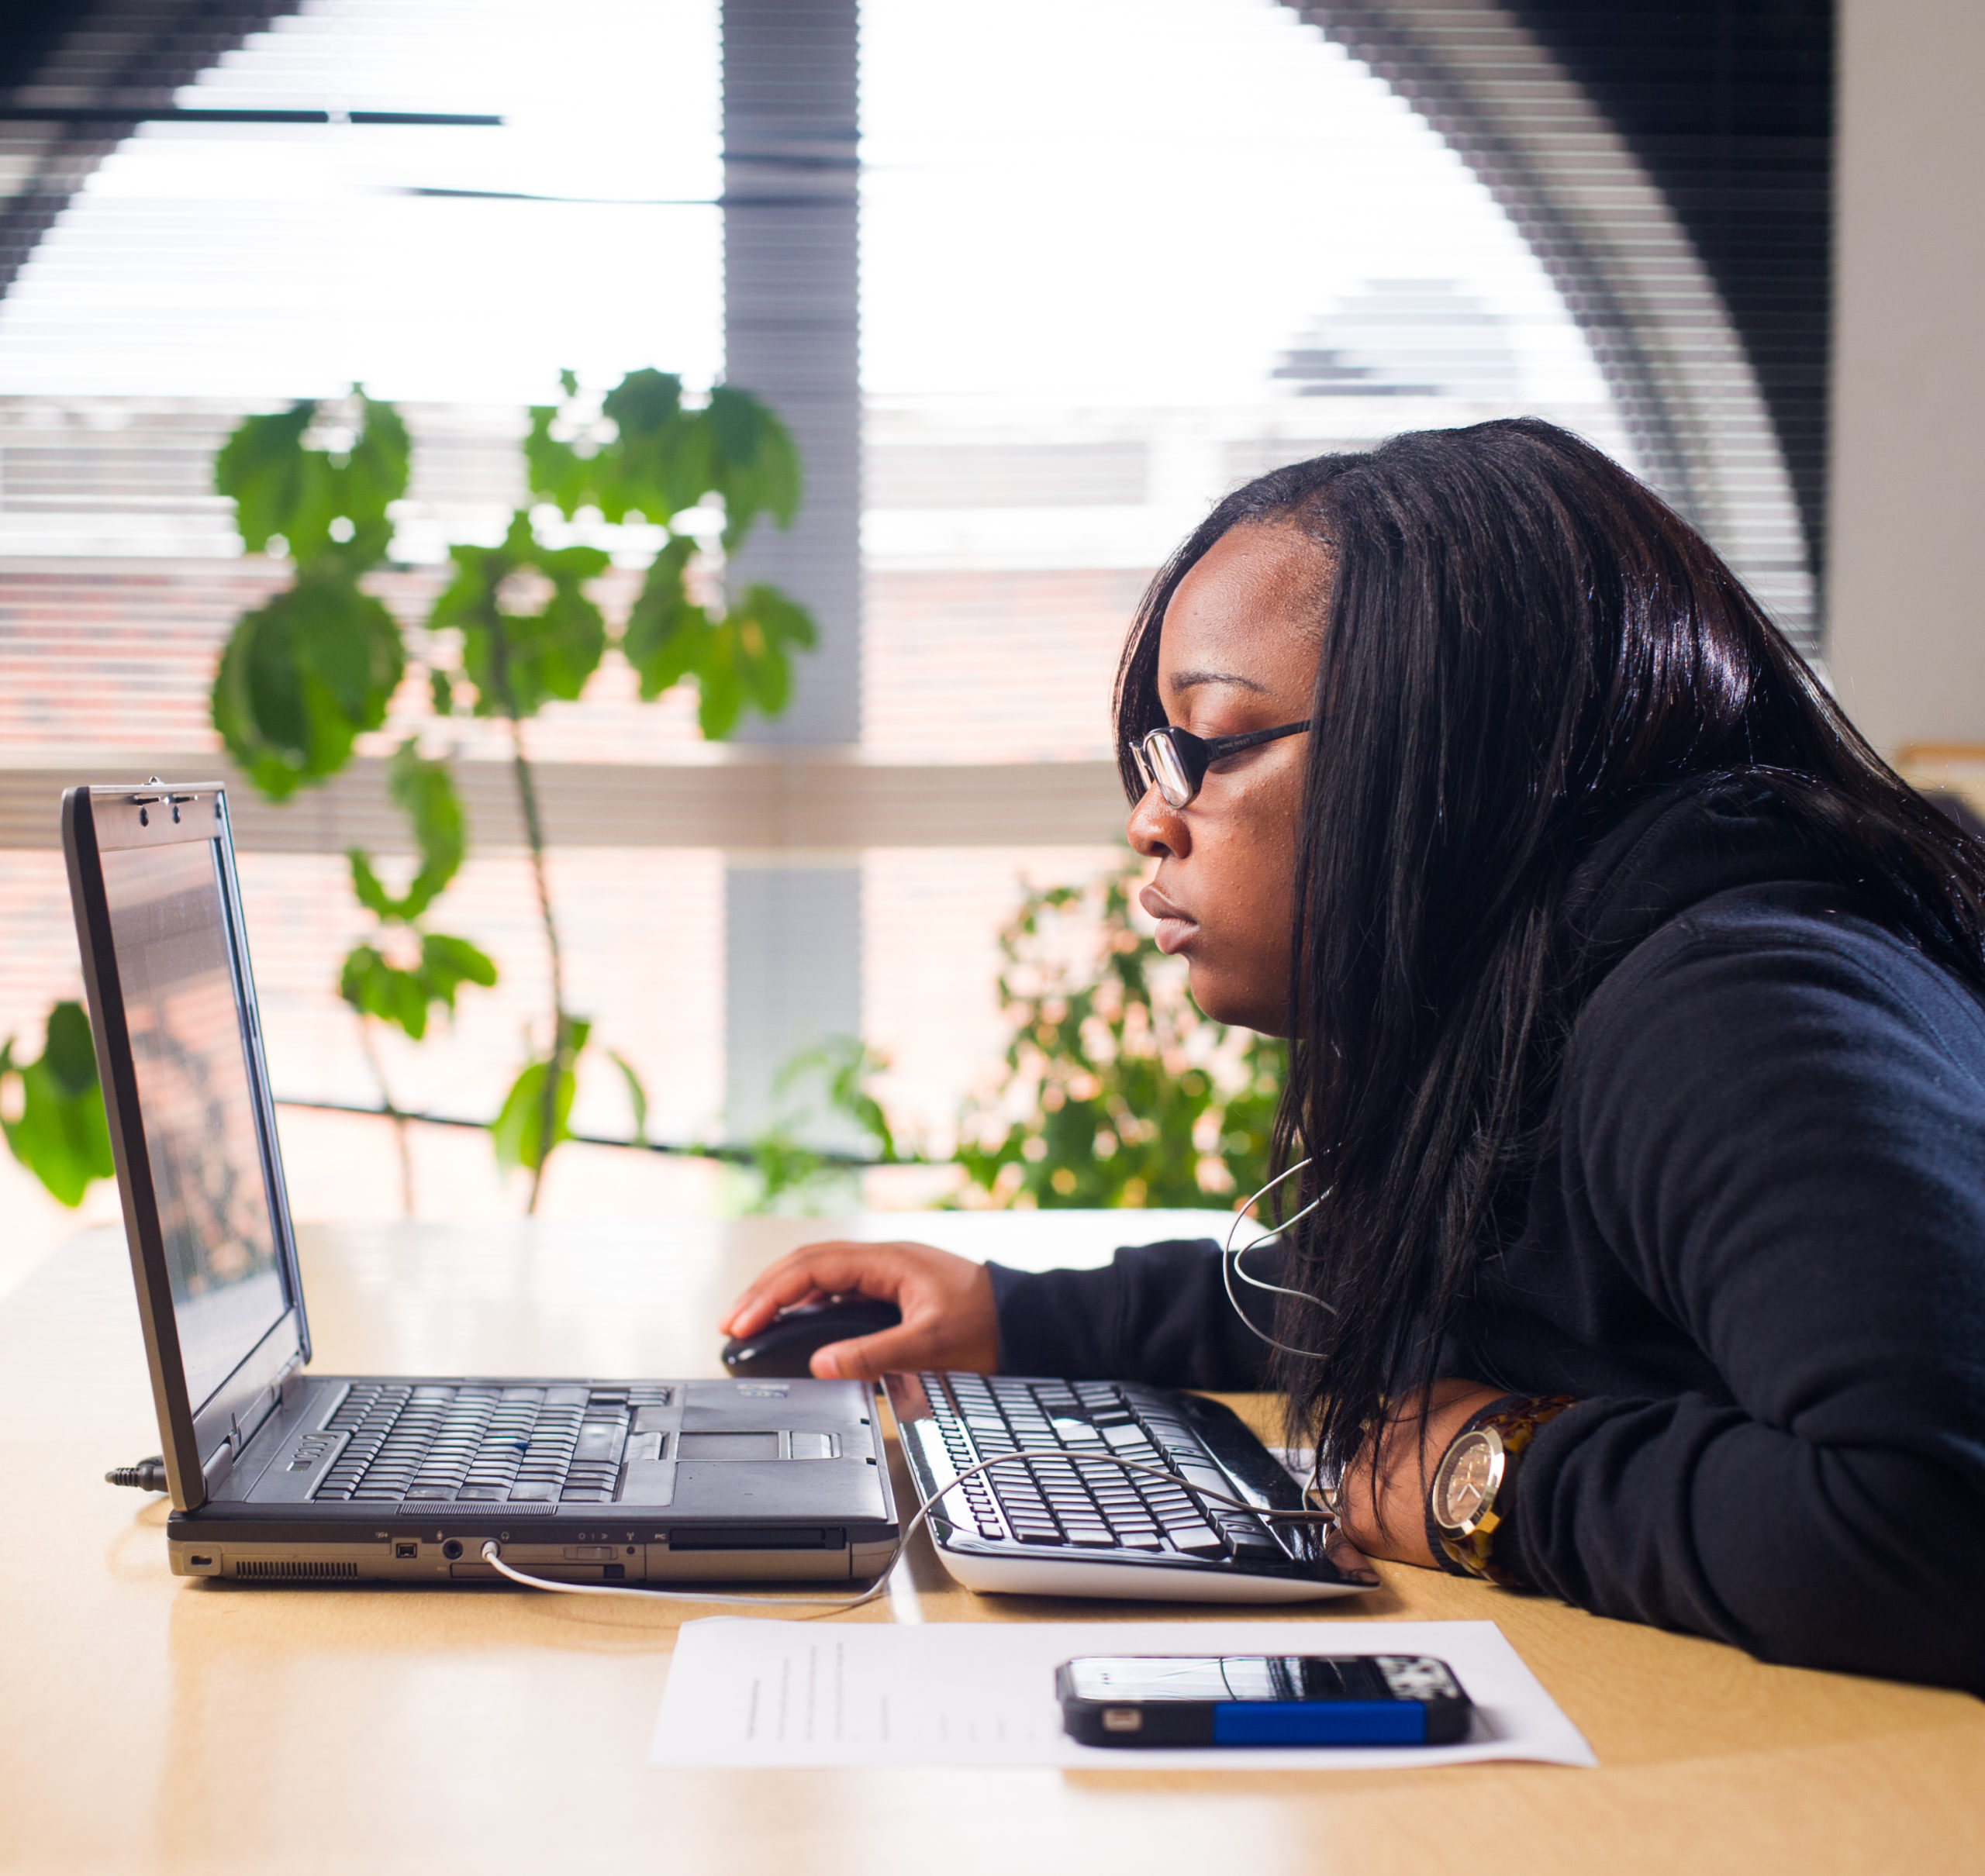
left=356, top=1016, right=415, bottom=1216
left=507, top=711, right=568, bottom=1214
left=478, top=594, right=573, bottom=1216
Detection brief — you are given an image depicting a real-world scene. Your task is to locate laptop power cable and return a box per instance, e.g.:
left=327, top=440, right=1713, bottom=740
left=480, top=1446, right=1342, bottom=1616
left=106, top=1454, right=169, bottom=1491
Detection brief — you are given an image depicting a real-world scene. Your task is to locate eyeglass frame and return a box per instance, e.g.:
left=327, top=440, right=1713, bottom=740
left=1126, top=719, right=1314, bottom=809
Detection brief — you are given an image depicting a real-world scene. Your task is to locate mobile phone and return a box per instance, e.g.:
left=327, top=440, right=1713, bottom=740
left=1055, top=1654, right=1472, bottom=1747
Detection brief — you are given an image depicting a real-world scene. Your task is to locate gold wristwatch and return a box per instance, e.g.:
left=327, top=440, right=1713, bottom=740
left=1427, top=1393, right=1576, bottom=1585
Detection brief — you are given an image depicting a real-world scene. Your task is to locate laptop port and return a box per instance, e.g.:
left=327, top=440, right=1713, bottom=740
left=603, top=1564, right=626, bottom=1581
left=441, top=1539, right=464, bottom=1561
left=188, top=1554, right=212, bottom=1567
left=394, top=1542, right=418, bottom=1560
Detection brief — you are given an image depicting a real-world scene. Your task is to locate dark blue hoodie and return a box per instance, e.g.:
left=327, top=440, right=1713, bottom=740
left=988, top=777, right=1985, bottom=1692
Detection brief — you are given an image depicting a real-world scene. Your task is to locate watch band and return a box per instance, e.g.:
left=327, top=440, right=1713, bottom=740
left=1427, top=1392, right=1576, bottom=1585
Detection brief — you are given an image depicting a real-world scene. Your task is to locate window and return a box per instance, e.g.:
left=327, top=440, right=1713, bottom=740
left=0, top=0, right=1818, bottom=1252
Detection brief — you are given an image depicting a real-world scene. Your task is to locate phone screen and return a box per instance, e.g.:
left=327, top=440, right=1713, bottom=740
left=1063, top=1654, right=1462, bottom=1704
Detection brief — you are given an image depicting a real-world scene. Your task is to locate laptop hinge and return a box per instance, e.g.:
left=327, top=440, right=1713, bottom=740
left=240, top=1381, right=283, bottom=1447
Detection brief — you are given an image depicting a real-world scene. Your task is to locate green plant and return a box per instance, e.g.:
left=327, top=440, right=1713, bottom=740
left=955, top=856, right=1283, bottom=1209
left=0, top=1001, right=115, bottom=1207
left=209, top=391, right=495, bottom=1212
left=338, top=737, right=498, bottom=1210
left=212, top=391, right=412, bottom=800
left=208, top=370, right=813, bottom=1211
left=736, top=1036, right=899, bottom=1216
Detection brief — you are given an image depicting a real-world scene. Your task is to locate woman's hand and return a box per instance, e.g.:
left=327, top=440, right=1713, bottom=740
left=1332, top=1379, right=1505, bottom=1566
left=719, top=1239, right=999, bottom=1381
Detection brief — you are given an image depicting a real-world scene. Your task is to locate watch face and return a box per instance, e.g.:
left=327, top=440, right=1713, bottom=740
left=1434, top=1429, right=1503, bottom=1534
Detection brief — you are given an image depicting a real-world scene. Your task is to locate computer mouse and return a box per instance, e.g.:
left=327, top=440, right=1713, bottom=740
left=721, top=1294, right=903, bottom=1379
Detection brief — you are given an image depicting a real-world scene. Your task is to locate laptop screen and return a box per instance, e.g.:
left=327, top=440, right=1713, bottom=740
left=99, top=836, right=290, bottom=1413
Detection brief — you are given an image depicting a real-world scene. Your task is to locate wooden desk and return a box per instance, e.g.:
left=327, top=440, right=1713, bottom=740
left=3, top=1218, right=1981, bottom=1875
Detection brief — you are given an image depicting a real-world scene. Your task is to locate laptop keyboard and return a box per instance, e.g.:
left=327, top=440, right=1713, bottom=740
left=923, top=1373, right=1285, bottom=1561
left=311, top=1382, right=672, bottom=1505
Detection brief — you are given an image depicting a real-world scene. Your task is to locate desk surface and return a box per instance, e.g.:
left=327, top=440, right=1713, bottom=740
left=3, top=1216, right=1981, bottom=1876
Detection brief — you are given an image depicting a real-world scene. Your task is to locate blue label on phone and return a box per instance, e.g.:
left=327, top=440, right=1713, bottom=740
left=1210, top=1701, right=1427, bottom=1746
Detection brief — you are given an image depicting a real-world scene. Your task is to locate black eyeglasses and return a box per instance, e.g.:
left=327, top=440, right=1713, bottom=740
left=1127, top=719, right=1313, bottom=809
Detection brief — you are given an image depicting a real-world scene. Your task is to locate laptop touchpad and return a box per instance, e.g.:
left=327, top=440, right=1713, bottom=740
left=675, top=1432, right=839, bottom=1460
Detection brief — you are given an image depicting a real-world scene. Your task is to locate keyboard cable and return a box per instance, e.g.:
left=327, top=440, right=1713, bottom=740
left=479, top=1445, right=1343, bottom=1616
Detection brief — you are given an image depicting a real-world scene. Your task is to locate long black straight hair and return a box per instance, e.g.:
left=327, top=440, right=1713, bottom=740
left=1114, top=418, right=1985, bottom=1471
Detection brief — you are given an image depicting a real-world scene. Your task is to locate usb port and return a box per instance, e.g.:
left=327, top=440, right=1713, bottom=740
left=394, top=1541, right=418, bottom=1560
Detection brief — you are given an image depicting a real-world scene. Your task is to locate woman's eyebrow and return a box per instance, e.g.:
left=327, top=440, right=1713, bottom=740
left=1168, top=667, right=1270, bottom=695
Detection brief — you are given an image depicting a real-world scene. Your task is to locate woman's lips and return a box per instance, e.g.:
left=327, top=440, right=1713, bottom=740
left=1141, top=884, right=1196, bottom=955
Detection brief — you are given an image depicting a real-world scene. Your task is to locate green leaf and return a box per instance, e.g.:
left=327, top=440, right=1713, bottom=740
left=600, top=370, right=700, bottom=522
left=523, top=400, right=595, bottom=518
left=214, top=402, right=316, bottom=556
left=428, top=665, right=455, bottom=718
left=608, top=1049, right=648, bottom=1143
left=214, top=390, right=409, bottom=570
left=523, top=372, right=801, bottom=542
left=739, top=1126, right=844, bottom=1215
left=703, top=385, right=803, bottom=550
left=768, top=1035, right=896, bottom=1163
left=212, top=567, right=406, bottom=800
left=417, top=932, right=498, bottom=1012
left=347, top=851, right=399, bottom=922
left=41, top=1000, right=99, bottom=1103
left=724, top=583, right=818, bottom=719
left=621, top=537, right=709, bottom=702
left=693, top=636, right=747, bottom=740
left=344, top=740, right=468, bottom=924
left=492, top=1018, right=592, bottom=1174
left=689, top=583, right=817, bottom=736
left=339, top=943, right=426, bottom=1040
left=389, top=736, right=465, bottom=886
left=602, top=367, right=685, bottom=440
left=0, top=1002, right=115, bottom=1207
left=437, top=512, right=609, bottom=721
left=339, top=932, right=495, bottom=1040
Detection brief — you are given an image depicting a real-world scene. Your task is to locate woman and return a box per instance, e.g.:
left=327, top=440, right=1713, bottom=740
left=721, top=419, right=1985, bottom=1691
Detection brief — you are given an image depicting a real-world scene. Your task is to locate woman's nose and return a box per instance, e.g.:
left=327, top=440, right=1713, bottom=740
left=1127, top=784, right=1189, bottom=859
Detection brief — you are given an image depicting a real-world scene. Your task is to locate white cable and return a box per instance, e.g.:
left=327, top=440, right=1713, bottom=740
left=1222, top=1157, right=1338, bottom=1360
left=478, top=1444, right=1340, bottom=1614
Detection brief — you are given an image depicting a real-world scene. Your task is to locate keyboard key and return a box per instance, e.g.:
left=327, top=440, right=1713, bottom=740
left=1167, top=1526, right=1227, bottom=1557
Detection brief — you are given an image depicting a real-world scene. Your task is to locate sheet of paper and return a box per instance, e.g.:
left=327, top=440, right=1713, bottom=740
left=648, top=1619, right=1597, bottom=1770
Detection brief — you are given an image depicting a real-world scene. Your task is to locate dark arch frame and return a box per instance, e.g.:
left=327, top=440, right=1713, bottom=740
left=0, top=2, right=294, bottom=303
left=1289, top=0, right=1828, bottom=649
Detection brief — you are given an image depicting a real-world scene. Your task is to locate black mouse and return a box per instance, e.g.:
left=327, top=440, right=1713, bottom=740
left=721, top=1294, right=903, bottom=1379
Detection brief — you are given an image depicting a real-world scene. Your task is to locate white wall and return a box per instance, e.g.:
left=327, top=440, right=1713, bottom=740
left=1828, top=0, right=1985, bottom=755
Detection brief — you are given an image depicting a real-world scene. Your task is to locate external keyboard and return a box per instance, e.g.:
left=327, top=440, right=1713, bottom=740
left=929, top=1374, right=1277, bottom=1556
left=886, top=1371, right=1381, bottom=1604
left=312, top=1382, right=674, bottom=1505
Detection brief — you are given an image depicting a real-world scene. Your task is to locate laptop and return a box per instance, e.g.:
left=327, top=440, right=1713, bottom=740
left=62, top=781, right=898, bottom=1588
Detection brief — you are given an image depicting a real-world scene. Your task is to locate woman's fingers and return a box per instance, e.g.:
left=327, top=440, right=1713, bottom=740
left=720, top=1240, right=1001, bottom=1377
left=720, top=1242, right=905, bottom=1336
left=812, top=1322, right=941, bottom=1381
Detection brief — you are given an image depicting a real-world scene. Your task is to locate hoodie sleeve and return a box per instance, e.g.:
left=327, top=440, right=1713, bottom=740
left=987, top=1237, right=1279, bottom=1389
left=1503, top=892, right=1985, bottom=1692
